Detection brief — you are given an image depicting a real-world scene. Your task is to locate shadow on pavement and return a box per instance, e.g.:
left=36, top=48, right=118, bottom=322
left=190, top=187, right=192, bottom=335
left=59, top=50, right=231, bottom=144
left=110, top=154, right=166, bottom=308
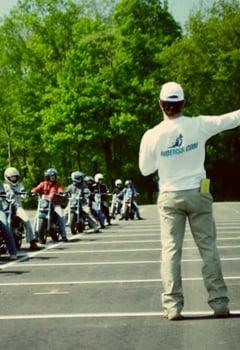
left=182, top=314, right=240, bottom=320
left=0, top=270, right=30, bottom=275
left=24, top=256, right=58, bottom=261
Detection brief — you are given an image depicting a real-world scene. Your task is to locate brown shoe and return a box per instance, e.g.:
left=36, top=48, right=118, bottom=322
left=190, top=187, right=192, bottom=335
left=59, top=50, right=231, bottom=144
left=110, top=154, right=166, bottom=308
left=29, top=240, right=41, bottom=251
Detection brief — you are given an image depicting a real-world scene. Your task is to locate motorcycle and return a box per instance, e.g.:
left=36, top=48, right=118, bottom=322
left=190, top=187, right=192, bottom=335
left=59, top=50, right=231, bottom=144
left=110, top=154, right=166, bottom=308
left=0, top=222, right=8, bottom=255
left=67, top=192, right=85, bottom=235
left=110, top=193, right=123, bottom=219
left=0, top=192, right=26, bottom=249
left=122, top=193, right=136, bottom=220
left=91, top=192, right=112, bottom=227
left=33, top=193, right=65, bottom=244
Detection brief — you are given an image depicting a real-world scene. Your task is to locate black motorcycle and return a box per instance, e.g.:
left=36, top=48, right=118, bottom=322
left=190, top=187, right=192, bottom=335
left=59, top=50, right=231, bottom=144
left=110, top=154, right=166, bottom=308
left=34, top=193, right=65, bottom=244
left=122, top=192, right=136, bottom=220
left=0, top=221, right=8, bottom=255
left=67, top=193, right=85, bottom=235
left=0, top=192, right=26, bottom=249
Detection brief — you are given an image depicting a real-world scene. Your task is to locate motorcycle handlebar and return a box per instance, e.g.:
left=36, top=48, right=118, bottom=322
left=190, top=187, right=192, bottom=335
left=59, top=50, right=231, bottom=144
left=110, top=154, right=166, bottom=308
left=30, top=192, right=39, bottom=197
left=0, top=191, right=27, bottom=198
left=15, top=191, right=27, bottom=196
left=53, top=192, right=68, bottom=197
left=30, top=192, right=68, bottom=198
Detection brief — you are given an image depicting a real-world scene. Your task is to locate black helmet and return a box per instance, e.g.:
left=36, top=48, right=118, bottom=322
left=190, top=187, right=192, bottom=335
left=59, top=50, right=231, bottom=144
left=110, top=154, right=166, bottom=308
left=44, top=168, right=58, bottom=179
left=71, top=171, right=84, bottom=184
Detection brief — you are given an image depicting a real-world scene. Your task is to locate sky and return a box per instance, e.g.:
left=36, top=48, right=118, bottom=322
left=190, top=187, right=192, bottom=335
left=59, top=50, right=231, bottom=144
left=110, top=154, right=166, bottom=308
left=0, top=0, right=207, bottom=27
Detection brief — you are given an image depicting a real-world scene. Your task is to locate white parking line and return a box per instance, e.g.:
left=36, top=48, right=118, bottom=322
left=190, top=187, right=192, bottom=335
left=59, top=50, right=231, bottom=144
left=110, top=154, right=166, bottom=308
left=80, top=232, right=240, bottom=238
left=0, top=276, right=239, bottom=287
left=9, top=256, right=240, bottom=268
left=0, top=310, right=239, bottom=320
left=118, top=228, right=240, bottom=232
left=62, top=237, right=240, bottom=245
left=42, top=245, right=240, bottom=254
left=0, top=235, right=81, bottom=271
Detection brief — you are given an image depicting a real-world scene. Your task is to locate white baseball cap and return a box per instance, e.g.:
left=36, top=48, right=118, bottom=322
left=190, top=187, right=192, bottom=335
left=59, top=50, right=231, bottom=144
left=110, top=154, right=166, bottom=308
left=160, top=82, right=184, bottom=102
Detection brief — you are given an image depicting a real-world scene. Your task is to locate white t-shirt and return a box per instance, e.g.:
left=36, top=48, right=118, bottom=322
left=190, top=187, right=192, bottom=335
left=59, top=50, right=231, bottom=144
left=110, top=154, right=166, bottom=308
left=139, top=111, right=240, bottom=192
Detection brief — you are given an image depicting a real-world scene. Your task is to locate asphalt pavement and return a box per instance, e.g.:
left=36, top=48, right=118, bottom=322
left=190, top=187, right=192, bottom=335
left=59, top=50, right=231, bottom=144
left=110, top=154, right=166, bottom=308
left=0, top=203, right=240, bottom=350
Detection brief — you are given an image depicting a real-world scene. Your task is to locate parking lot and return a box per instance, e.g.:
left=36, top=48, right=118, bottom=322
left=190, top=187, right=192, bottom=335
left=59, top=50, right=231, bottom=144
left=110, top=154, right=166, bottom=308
left=0, top=203, right=240, bottom=350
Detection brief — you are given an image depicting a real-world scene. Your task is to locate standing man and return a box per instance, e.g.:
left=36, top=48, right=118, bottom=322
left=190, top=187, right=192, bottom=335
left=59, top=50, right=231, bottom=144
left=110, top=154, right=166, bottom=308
left=139, top=81, right=240, bottom=320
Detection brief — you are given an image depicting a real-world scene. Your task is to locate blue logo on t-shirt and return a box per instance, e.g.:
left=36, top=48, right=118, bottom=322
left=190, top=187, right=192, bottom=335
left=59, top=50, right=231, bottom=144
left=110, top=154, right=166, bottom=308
left=168, top=133, right=183, bottom=148
left=161, top=140, right=198, bottom=157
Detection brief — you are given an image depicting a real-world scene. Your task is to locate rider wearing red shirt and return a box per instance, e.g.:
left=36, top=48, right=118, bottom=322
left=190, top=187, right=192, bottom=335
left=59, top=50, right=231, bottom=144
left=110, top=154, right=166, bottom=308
left=32, top=168, right=68, bottom=241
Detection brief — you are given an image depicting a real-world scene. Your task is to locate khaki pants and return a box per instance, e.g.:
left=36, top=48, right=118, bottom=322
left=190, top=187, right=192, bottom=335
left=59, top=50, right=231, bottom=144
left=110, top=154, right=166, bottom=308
left=158, top=189, right=229, bottom=313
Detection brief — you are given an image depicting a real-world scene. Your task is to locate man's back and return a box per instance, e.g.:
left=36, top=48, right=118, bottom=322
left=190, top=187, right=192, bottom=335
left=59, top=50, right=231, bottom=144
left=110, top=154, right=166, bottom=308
left=139, top=113, right=240, bottom=192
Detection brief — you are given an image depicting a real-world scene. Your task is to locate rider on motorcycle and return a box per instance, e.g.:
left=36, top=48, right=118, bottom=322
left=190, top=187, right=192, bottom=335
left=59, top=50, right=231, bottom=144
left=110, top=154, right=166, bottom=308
left=3, top=167, right=40, bottom=251
left=119, top=180, right=143, bottom=220
left=65, top=171, right=99, bottom=233
left=110, top=179, right=123, bottom=219
left=31, top=168, right=68, bottom=242
left=93, top=173, right=111, bottom=226
left=0, top=180, right=18, bottom=260
left=84, top=176, right=104, bottom=227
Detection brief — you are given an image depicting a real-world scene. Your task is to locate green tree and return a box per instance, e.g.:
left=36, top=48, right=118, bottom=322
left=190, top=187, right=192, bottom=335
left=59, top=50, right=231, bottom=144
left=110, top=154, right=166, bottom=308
left=157, top=0, right=240, bottom=199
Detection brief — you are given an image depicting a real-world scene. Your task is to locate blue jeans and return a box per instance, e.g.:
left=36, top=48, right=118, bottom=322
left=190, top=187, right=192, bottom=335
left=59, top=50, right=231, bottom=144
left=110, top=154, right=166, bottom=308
left=53, top=204, right=67, bottom=239
left=57, top=214, right=67, bottom=239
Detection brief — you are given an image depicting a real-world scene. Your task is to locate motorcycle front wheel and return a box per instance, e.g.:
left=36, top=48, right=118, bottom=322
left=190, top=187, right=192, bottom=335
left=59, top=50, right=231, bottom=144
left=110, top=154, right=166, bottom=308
left=38, top=218, right=47, bottom=244
left=14, top=233, right=23, bottom=250
left=70, top=213, right=84, bottom=234
left=124, top=206, right=130, bottom=220
left=50, top=229, right=60, bottom=242
left=12, top=218, right=24, bottom=250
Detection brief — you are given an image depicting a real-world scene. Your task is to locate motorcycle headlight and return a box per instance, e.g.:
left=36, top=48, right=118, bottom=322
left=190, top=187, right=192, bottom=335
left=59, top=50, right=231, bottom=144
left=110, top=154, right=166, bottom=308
left=0, top=244, right=7, bottom=254
left=1, top=200, right=9, bottom=211
left=40, top=199, right=49, bottom=209
left=70, top=199, right=78, bottom=207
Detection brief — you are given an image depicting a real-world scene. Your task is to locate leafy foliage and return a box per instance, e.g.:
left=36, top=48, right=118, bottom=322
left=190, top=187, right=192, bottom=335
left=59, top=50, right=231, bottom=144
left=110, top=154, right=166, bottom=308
left=0, top=0, right=240, bottom=202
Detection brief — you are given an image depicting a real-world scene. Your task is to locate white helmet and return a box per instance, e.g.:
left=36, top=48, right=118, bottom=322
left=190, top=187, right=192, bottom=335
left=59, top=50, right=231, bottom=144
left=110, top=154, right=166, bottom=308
left=125, top=179, right=132, bottom=186
left=94, top=173, right=104, bottom=183
left=115, top=179, right=122, bottom=186
left=4, top=167, right=20, bottom=185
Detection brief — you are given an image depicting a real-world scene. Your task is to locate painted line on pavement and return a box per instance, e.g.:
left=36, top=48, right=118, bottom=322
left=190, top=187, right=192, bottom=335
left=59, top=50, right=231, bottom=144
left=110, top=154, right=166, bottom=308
left=33, top=289, right=69, bottom=295
left=81, top=232, right=240, bottom=238
left=42, top=245, right=240, bottom=254
left=0, top=234, right=82, bottom=271
left=0, top=310, right=239, bottom=320
left=9, top=256, right=240, bottom=268
left=2, top=244, right=240, bottom=265
left=117, top=228, right=240, bottom=232
left=0, top=276, right=240, bottom=287
left=57, top=235, right=240, bottom=246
